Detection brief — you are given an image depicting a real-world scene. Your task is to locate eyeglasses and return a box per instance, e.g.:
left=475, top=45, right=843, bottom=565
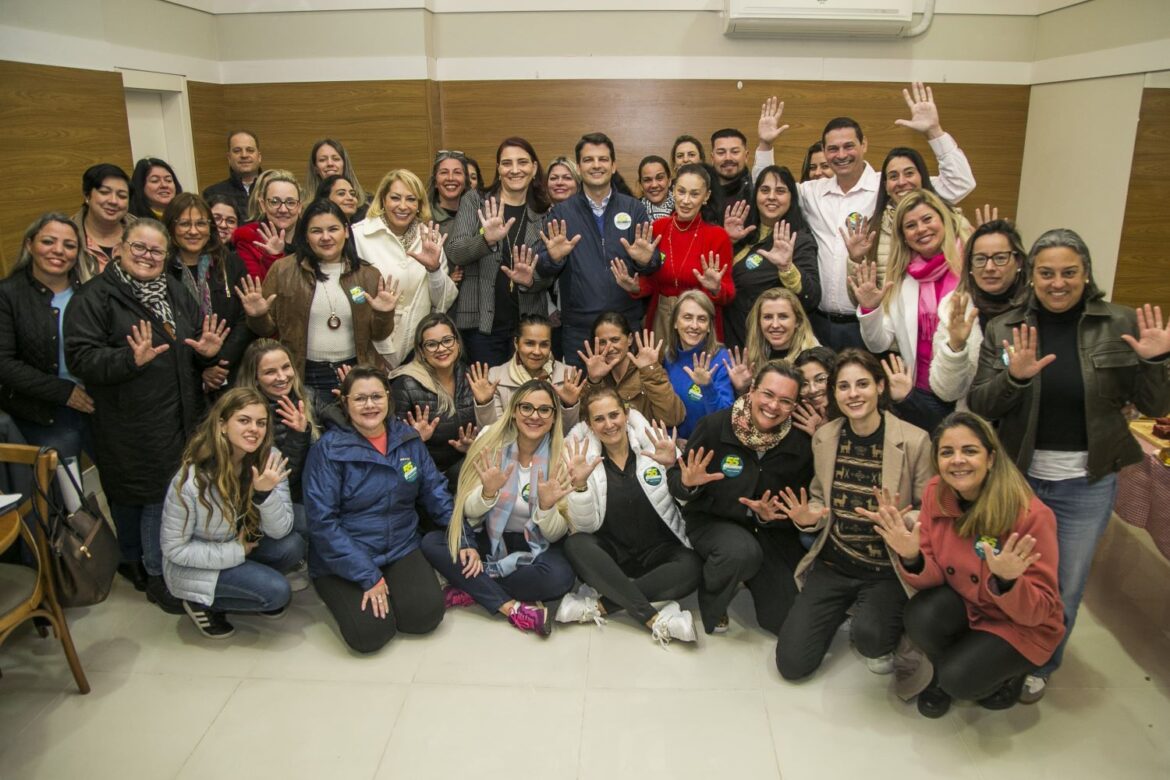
left=126, top=241, right=167, bottom=261
left=212, top=214, right=238, bottom=226
left=517, top=402, right=555, bottom=419
left=349, top=393, right=387, bottom=407
left=435, top=149, right=465, bottom=160
left=176, top=219, right=210, bottom=231
left=266, top=197, right=300, bottom=211
left=971, top=251, right=1016, bottom=268
left=800, top=373, right=829, bottom=389
left=422, top=335, right=457, bottom=353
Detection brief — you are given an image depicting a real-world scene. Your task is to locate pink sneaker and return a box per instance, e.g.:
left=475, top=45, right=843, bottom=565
left=508, top=602, right=552, bottom=637
left=443, top=587, right=476, bottom=609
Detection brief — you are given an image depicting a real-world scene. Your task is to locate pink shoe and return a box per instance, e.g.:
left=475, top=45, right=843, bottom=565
left=508, top=602, right=552, bottom=637
left=443, top=587, right=476, bottom=609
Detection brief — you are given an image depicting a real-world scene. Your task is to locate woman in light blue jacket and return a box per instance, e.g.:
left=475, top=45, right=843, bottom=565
left=161, top=387, right=303, bottom=639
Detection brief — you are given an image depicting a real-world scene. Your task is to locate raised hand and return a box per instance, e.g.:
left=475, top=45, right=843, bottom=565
left=367, top=273, right=401, bottom=312
left=619, top=222, right=661, bottom=267
left=739, top=490, right=786, bottom=522
left=183, top=313, right=230, bottom=358
left=693, top=252, right=726, bottom=294
left=1121, top=304, right=1170, bottom=359
left=275, top=395, right=309, bottom=433
left=254, top=222, right=287, bottom=256
left=683, top=350, right=719, bottom=387
left=501, top=244, right=538, bottom=288
left=467, top=362, right=500, bottom=405
left=251, top=450, right=291, bottom=492
left=407, top=221, right=447, bottom=272
left=678, top=446, right=726, bottom=489
left=894, top=81, right=943, bottom=140
left=447, top=422, right=478, bottom=453
left=640, top=420, right=679, bottom=467
left=631, top=329, right=663, bottom=369
left=982, top=532, right=1041, bottom=581
left=610, top=258, right=642, bottom=294
left=790, top=401, right=824, bottom=437
left=759, top=220, right=797, bottom=272
left=202, top=359, right=230, bottom=391
left=848, top=261, right=891, bottom=311
left=778, top=486, right=828, bottom=528
left=66, top=385, right=95, bottom=414
left=540, top=219, right=582, bottom=263
left=127, top=320, right=169, bottom=367
left=234, top=274, right=275, bottom=318
left=474, top=448, right=515, bottom=498
left=880, top=353, right=913, bottom=403
left=723, top=200, right=756, bottom=242
left=721, top=345, right=755, bottom=394
left=405, top=404, right=440, bottom=442
left=974, top=204, right=999, bottom=228
left=555, top=366, right=587, bottom=408
left=565, top=437, right=603, bottom=490
left=855, top=488, right=916, bottom=557
left=839, top=216, right=877, bottom=263
left=536, top=460, right=573, bottom=511
left=1003, top=325, right=1056, bottom=381
left=477, top=196, right=517, bottom=245
left=945, top=291, right=979, bottom=352
left=577, top=337, right=616, bottom=383
left=757, top=96, right=789, bottom=146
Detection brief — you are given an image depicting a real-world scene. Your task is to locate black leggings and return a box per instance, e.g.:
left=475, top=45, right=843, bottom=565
left=904, top=585, right=1035, bottom=700
left=313, top=548, right=444, bottom=654
left=563, top=533, right=702, bottom=624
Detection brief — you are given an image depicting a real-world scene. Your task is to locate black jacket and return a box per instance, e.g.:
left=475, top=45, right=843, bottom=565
left=668, top=408, right=814, bottom=532
left=724, top=230, right=821, bottom=349
left=63, top=265, right=211, bottom=504
left=0, top=266, right=83, bottom=425
left=202, top=169, right=254, bottom=217
left=268, top=386, right=339, bottom=503
left=165, top=252, right=254, bottom=381
left=389, top=369, right=475, bottom=474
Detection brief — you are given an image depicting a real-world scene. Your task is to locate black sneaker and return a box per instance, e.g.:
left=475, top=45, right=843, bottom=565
left=978, top=675, right=1025, bottom=710
left=146, top=575, right=185, bottom=615
left=116, top=561, right=148, bottom=592
left=916, top=684, right=953, bottom=719
left=258, top=606, right=288, bottom=620
left=183, top=601, right=235, bottom=639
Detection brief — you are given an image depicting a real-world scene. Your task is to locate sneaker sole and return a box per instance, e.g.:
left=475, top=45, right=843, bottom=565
left=183, top=602, right=236, bottom=639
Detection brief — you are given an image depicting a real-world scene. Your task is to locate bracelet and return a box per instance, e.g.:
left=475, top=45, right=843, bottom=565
left=481, top=489, right=499, bottom=502
left=573, top=484, right=588, bottom=493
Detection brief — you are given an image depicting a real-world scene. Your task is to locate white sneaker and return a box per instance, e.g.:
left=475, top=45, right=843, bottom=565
left=555, top=584, right=605, bottom=626
left=285, top=560, right=310, bottom=592
left=650, top=601, right=697, bottom=646
left=865, top=653, right=895, bottom=675
left=1019, top=674, right=1047, bottom=704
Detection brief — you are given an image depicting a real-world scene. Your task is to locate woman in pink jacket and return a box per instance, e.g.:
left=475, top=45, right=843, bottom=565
left=873, top=411, right=1064, bottom=718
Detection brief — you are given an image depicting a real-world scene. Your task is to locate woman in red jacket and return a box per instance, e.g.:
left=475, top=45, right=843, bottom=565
left=873, top=411, right=1064, bottom=718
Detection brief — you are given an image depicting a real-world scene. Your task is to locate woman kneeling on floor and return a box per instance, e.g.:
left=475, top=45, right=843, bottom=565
left=882, top=411, right=1064, bottom=717
left=160, top=387, right=305, bottom=639
left=558, top=387, right=702, bottom=644
left=421, top=379, right=576, bottom=636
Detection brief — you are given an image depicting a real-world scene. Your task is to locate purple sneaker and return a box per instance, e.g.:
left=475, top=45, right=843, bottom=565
left=508, top=602, right=552, bottom=637
left=443, top=587, right=476, bottom=609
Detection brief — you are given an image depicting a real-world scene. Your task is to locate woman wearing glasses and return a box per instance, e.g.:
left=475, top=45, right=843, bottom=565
left=207, top=194, right=242, bottom=249
left=420, top=379, right=575, bottom=636
left=233, top=170, right=303, bottom=280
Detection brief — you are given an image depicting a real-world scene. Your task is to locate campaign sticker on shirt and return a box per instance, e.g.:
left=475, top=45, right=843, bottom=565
left=643, top=465, right=663, bottom=486
left=846, top=212, right=863, bottom=231
left=521, top=483, right=531, bottom=503
left=745, top=253, right=763, bottom=270
left=720, top=454, right=743, bottom=478
left=687, top=383, right=703, bottom=402
left=614, top=212, right=632, bottom=230
left=349, top=286, right=366, bottom=304
left=975, top=535, right=1000, bottom=559
left=400, top=458, right=418, bottom=483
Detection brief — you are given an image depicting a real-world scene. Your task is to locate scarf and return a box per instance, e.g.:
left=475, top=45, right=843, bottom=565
left=507, top=353, right=554, bottom=385
left=481, top=437, right=552, bottom=578
left=388, top=360, right=456, bottom=416
left=383, top=216, right=420, bottom=254
left=908, top=252, right=958, bottom=390
left=730, top=394, right=792, bottom=452
left=178, top=255, right=214, bottom=319
left=113, top=262, right=175, bottom=330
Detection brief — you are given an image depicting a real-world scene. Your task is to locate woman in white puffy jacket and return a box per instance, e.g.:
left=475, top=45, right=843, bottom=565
left=557, top=387, right=702, bottom=644
left=161, top=388, right=304, bottom=639
left=928, top=218, right=1029, bottom=404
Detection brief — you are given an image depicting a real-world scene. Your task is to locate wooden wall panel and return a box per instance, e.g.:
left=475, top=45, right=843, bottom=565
left=0, top=61, right=132, bottom=274
left=188, top=80, right=226, bottom=192
left=1113, top=88, right=1170, bottom=309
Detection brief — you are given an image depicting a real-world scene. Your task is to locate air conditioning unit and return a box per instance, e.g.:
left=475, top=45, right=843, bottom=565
left=723, top=0, right=916, bottom=38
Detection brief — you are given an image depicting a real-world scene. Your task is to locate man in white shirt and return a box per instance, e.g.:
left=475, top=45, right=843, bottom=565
left=751, top=83, right=976, bottom=350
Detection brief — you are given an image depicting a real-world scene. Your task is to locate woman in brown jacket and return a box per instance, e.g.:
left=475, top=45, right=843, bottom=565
left=236, top=199, right=400, bottom=396
left=577, top=311, right=685, bottom=427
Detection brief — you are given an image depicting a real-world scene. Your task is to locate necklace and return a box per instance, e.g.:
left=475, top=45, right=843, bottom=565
left=319, top=267, right=342, bottom=330
left=666, top=215, right=702, bottom=281
left=501, top=201, right=529, bottom=293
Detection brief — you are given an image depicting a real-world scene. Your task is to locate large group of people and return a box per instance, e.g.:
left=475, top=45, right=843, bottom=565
left=1, top=81, right=1167, bottom=720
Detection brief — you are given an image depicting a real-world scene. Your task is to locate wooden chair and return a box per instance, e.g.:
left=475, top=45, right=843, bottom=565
left=0, top=444, right=90, bottom=694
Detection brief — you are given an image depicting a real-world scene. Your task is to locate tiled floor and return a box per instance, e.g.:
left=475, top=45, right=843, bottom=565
left=2, top=518, right=1168, bottom=780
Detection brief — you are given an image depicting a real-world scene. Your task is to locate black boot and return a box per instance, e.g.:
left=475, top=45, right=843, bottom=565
left=978, top=675, right=1025, bottom=711
left=116, top=561, right=148, bottom=592
left=917, top=683, right=953, bottom=719
left=146, top=575, right=185, bottom=615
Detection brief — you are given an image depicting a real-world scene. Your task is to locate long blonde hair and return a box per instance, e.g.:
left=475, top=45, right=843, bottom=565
left=246, top=169, right=303, bottom=222
left=744, top=287, right=817, bottom=371
left=884, top=189, right=967, bottom=310
left=666, top=290, right=720, bottom=362
left=235, top=339, right=320, bottom=441
left=446, top=380, right=565, bottom=558
left=174, top=387, right=274, bottom=534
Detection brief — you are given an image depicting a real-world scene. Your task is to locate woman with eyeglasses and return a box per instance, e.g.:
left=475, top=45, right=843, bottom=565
left=306, top=138, right=369, bottom=222
left=792, top=346, right=837, bottom=437
left=235, top=199, right=400, bottom=397
left=72, top=163, right=134, bottom=282
left=389, top=313, right=477, bottom=477
left=305, top=366, right=457, bottom=653
left=207, top=194, right=242, bottom=249
left=233, top=169, right=303, bottom=280
left=65, top=218, right=230, bottom=612
left=420, top=379, right=575, bottom=636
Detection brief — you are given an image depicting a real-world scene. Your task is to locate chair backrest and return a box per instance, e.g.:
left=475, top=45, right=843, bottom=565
left=0, top=445, right=59, bottom=584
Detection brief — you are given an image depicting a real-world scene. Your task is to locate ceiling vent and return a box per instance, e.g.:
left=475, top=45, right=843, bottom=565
left=723, top=0, right=918, bottom=38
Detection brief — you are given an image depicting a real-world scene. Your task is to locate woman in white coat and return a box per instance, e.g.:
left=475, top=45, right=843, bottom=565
left=558, top=386, right=701, bottom=644
left=352, top=169, right=458, bottom=369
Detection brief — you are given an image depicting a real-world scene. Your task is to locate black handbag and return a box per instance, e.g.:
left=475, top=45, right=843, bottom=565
left=34, top=451, right=120, bottom=608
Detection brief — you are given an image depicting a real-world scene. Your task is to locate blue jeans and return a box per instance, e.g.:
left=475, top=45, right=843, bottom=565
left=13, top=407, right=95, bottom=462
left=210, top=533, right=305, bottom=612
left=303, top=358, right=356, bottom=399
left=808, top=311, right=866, bottom=352
left=109, top=501, right=165, bottom=575
left=894, top=387, right=955, bottom=436
left=1028, top=472, right=1119, bottom=677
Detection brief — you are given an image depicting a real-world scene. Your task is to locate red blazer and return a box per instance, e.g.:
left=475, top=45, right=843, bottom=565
left=233, top=221, right=289, bottom=280
left=636, top=216, right=734, bottom=340
left=898, top=476, right=1065, bottom=666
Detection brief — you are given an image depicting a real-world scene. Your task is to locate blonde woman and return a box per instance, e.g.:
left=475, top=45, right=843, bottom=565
left=232, top=169, right=303, bottom=279
left=420, top=379, right=576, bottom=636
left=353, top=169, right=458, bottom=369
left=723, top=287, right=818, bottom=395
left=662, top=290, right=733, bottom=438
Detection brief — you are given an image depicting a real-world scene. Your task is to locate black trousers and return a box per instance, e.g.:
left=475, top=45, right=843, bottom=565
left=904, top=585, right=1035, bottom=700
left=776, top=562, right=907, bottom=680
left=563, top=533, right=702, bottom=625
left=687, top=519, right=806, bottom=635
left=313, top=547, right=444, bottom=654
